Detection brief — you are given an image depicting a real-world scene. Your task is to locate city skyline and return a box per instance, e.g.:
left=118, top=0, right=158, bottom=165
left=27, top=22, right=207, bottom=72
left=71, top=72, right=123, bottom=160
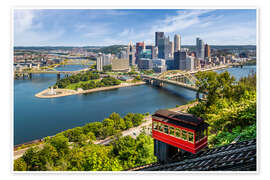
left=14, top=9, right=257, bottom=46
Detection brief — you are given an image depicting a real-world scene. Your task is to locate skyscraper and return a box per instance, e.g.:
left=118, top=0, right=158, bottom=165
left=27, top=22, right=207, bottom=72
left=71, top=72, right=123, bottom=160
left=196, top=38, right=205, bottom=59
left=127, top=41, right=136, bottom=66
left=164, top=36, right=171, bottom=59
left=174, top=34, right=181, bottom=52
left=174, top=50, right=187, bottom=70
left=170, top=41, right=174, bottom=58
left=96, top=53, right=103, bottom=71
left=155, top=32, right=165, bottom=47
left=204, top=44, right=211, bottom=58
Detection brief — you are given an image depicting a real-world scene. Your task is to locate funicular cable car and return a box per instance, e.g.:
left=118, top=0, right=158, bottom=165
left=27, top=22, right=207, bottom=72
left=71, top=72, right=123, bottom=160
left=152, top=109, right=209, bottom=163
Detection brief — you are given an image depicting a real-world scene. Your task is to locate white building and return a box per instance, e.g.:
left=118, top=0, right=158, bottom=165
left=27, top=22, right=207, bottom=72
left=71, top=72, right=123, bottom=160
left=174, top=34, right=181, bottom=52
left=186, top=56, right=195, bottom=71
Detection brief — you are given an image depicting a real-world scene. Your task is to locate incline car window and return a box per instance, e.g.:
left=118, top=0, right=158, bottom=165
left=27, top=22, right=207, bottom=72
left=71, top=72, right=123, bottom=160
left=175, top=128, right=181, bottom=138
left=153, top=121, right=158, bottom=130
left=188, top=132, right=194, bottom=143
left=169, top=126, right=174, bottom=136
left=182, top=130, right=187, bottom=140
left=164, top=125, right=168, bottom=134
left=158, top=123, right=163, bottom=132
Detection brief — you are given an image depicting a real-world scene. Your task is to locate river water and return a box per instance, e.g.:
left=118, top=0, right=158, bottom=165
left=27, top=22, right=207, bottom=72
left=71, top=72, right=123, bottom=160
left=14, top=65, right=256, bottom=145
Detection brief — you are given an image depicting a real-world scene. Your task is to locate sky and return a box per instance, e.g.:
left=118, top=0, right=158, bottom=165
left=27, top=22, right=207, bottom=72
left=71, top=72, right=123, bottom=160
left=13, top=9, right=257, bottom=46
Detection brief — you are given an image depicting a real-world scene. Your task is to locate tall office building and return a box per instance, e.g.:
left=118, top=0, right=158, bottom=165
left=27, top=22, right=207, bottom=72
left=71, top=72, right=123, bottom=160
left=127, top=41, right=136, bottom=66
left=96, top=54, right=103, bottom=71
left=174, top=34, right=181, bottom=52
left=174, top=50, right=188, bottom=70
left=164, top=36, right=171, bottom=59
left=155, top=32, right=165, bottom=47
left=196, top=37, right=205, bottom=59
left=153, top=46, right=158, bottom=59
left=186, top=56, right=195, bottom=71
left=204, top=44, right=211, bottom=58
left=135, top=42, right=145, bottom=63
left=170, top=41, right=174, bottom=58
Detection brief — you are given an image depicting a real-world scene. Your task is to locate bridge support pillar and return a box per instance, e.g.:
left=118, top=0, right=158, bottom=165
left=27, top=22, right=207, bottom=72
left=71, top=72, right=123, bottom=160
left=152, top=80, right=164, bottom=87
left=57, top=73, right=61, bottom=80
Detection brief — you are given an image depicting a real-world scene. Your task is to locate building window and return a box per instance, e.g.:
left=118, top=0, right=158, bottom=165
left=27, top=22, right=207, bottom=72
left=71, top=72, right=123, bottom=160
left=188, top=132, right=194, bottom=143
left=164, top=125, right=168, bottom=134
left=169, top=126, right=174, bottom=136
left=175, top=128, right=181, bottom=138
left=182, top=130, right=187, bottom=140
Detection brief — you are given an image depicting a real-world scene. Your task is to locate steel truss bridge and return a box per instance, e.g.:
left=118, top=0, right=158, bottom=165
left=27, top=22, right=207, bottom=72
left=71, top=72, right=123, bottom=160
left=142, top=70, right=199, bottom=91
left=141, top=65, right=231, bottom=91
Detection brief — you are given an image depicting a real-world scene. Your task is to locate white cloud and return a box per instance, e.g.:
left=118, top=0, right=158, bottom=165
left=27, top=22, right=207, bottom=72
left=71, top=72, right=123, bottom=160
left=14, top=10, right=35, bottom=33
left=14, top=10, right=65, bottom=46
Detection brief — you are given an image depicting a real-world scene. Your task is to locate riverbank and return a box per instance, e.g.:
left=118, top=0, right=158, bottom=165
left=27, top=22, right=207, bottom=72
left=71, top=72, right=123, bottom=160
left=35, top=81, right=146, bottom=98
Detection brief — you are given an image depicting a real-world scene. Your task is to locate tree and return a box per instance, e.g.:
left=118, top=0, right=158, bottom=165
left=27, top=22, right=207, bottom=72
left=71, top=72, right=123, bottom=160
left=124, top=114, right=133, bottom=129
left=14, top=158, right=27, bottom=171
left=109, top=112, right=126, bottom=130
left=38, top=144, right=59, bottom=170
left=47, top=135, right=69, bottom=156
left=83, top=122, right=103, bottom=138
left=22, top=147, right=42, bottom=171
left=195, top=71, right=235, bottom=108
left=132, top=113, right=144, bottom=126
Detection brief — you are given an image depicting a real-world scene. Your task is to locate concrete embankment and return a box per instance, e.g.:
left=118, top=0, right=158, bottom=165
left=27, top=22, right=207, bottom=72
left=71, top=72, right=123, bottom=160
left=35, top=81, right=146, bottom=98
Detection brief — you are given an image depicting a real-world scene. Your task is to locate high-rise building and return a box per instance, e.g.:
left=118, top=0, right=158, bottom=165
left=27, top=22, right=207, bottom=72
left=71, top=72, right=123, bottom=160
left=155, top=32, right=165, bottom=47
left=170, top=41, right=174, bottom=58
left=102, top=53, right=112, bottom=66
left=164, top=36, right=171, bottom=59
left=174, top=50, right=188, bottom=70
left=174, top=34, right=181, bottom=52
left=111, top=59, right=129, bottom=72
left=135, top=42, right=145, bottom=63
left=138, top=58, right=153, bottom=70
left=204, top=44, right=211, bottom=58
left=196, top=38, right=205, bottom=59
left=153, top=46, right=158, bottom=59
left=186, top=56, right=195, bottom=71
left=96, top=54, right=103, bottom=71
left=127, top=41, right=136, bottom=66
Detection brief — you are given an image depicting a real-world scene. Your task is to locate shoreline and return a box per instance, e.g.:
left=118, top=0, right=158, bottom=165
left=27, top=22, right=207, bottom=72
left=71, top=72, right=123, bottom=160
left=35, top=81, right=146, bottom=98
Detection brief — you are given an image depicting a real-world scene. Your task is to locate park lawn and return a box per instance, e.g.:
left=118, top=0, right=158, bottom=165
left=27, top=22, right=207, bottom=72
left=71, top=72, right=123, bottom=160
left=65, top=79, right=101, bottom=90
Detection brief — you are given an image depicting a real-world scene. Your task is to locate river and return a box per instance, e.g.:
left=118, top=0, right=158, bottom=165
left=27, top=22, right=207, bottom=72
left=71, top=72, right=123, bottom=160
left=13, top=65, right=256, bottom=145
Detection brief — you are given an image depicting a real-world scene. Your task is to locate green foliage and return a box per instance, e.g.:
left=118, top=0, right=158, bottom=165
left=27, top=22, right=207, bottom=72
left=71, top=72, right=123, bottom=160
left=14, top=158, right=27, bottom=171
left=103, top=65, right=112, bottom=72
left=189, top=72, right=256, bottom=147
left=141, top=69, right=154, bottom=75
left=94, top=45, right=126, bottom=54
left=101, top=76, right=121, bottom=86
left=14, top=112, right=148, bottom=171
left=111, top=133, right=156, bottom=170
left=209, top=124, right=256, bottom=148
left=55, top=71, right=100, bottom=89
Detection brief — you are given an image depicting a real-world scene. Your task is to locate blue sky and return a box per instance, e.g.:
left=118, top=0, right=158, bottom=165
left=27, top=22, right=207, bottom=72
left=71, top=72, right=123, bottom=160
left=13, top=9, right=257, bottom=46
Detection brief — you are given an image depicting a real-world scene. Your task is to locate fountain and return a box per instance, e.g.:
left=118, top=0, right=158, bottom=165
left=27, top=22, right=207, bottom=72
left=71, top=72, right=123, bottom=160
left=48, top=86, right=57, bottom=95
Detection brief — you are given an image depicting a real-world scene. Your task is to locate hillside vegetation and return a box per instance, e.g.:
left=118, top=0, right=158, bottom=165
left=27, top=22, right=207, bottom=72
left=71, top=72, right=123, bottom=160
left=188, top=71, right=256, bottom=147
